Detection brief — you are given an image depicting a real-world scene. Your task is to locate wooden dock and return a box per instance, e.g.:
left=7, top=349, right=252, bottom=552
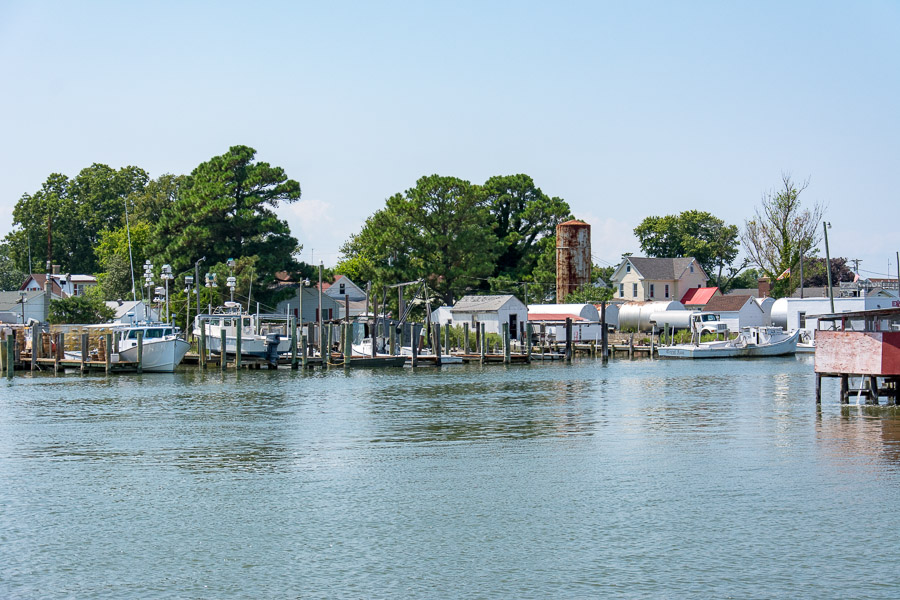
left=814, top=308, right=900, bottom=405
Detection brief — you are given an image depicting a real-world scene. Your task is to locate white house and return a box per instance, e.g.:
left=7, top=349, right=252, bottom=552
left=449, top=295, right=528, bottom=339
left=528, top=303, right=605, bottom=342
left=276, top=285, right=341, bottom=324
left=103, top=300, right=159, bottom=324
left=771, top=294, right=900, bottom=333
left=20, top=272, right=97, bottom=297
left=323, top=275, right=367, bottom=302
left=702, top=295, right=766, bottom=332
left=610, top=257, right=708, bottom=302
left=0, top=290, right=61, bottom=324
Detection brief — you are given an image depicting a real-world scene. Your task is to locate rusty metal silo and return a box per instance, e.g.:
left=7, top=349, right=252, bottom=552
left=556, top=220, right=591, bottom=301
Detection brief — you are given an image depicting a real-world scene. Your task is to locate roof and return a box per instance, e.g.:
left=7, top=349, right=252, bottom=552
left=704, top=294, right=759, bottom=313
left=626, top=257, right=702, bottom=280
left=451, top=295, right=522, bottom=312
left=21, top=274, right=65, bottom=296
left=680, top=286, right=719, bottom=306
left=527, top=313, right=588, bottom=322
left=0, top=290, right=45, bottom=310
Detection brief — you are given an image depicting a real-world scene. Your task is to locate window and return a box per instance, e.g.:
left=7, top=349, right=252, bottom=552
left=799, top=311, right=807, bottom=328
left=649, top=284, right=655, bottom=298
left=665, top=284, right=670, bottom=298
left=339, top=283, right=345, bottom=295
left=619, top=284, right=624, bottom=297
left=690, top=264, right=694, bottom=273
left=632, top=283, right=638, bottom=297
left=626, top=264, right=631, bottom=273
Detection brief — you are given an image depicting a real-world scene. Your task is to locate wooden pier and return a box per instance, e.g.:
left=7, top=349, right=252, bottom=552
left=814, top=308, right=900, bottom=405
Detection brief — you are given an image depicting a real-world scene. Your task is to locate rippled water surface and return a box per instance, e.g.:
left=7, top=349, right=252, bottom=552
left=2, top=356, right=900, bottom=598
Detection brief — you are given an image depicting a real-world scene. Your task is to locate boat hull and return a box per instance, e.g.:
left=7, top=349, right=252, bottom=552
left=119, top=338, right=191, bottom=372
left=658, top=329, right=800, bottom=359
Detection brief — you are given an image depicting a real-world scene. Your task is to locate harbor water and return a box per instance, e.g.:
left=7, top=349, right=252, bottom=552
left=2, top=356, right=900, bottom=598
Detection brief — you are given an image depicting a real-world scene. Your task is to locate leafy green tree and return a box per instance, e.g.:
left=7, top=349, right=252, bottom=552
left=151, top=145, right=302, bottom=305
left=634, top=210, right=741, bottom=286
left=5, top=165, right=150, bottom=275
left=0, top=243, right=26, bottom=290
left=48, top=294, right=115, bottom=324
left=340, top=175, right=498, bottom=306
left=742, top=175, right=824, bottom=298
left=128, top=173, right=184, bottom=224
left=483, top=174, right=572, bottom=280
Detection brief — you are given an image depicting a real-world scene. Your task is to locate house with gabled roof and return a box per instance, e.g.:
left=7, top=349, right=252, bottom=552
left=610, top=257, right=708, bottom=302
left=680, top=286, right=721, bottom=310
left=323, top=275, right=367, bottom=302
left=449, top=294, right=527, bottom=339
left=703, top=294, right=766, bottom=333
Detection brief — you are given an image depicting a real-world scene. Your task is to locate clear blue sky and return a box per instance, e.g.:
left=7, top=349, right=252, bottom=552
left=1, top=1, right=898, bottom=278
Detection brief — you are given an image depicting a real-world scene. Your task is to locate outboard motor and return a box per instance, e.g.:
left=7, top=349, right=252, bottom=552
left=265, top=333, right=281, bottom=366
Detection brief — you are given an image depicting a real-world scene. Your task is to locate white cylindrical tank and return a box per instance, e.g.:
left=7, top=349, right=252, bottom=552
left=617, top=301, right=685, bottom=332
left=649, top=310, right=693, bottom=330
left=770, top=298, right=789, bottom=330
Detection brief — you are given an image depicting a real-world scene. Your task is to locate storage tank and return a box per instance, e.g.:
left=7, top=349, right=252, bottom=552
left=770, top=298, right=789, bottom=330
left=556, top=220, right=591, bottom=301
left=649, top=310, right=693, bottom=330
left=617, top=301, right=685, bottom=332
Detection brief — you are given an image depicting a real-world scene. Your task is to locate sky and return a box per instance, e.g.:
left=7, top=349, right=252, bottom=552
left=1, top=1, right=898, bottom=279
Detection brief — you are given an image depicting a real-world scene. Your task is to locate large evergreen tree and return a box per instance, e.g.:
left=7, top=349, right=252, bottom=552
left=150, top=145, right=302, bottom=298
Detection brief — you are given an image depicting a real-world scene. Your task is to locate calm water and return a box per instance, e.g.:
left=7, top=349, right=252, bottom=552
left=2, top=356, right=900, bottom=598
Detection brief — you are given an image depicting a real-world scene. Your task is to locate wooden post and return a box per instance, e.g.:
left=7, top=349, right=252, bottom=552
left=343, top=322, right=351, bottom=367
left=372, top=296, right=379, bottom=358
left=815, top=373, right=822, bottom=404
left=104, top=333, right=112, bottom=374
left=325, top=324, right=332, bottom=370
left=840, top=374, right=849, bottom=404
left=411, top=324, right=419, bottom=367
left=55, top=333, right=64, bottom=374
left=300, top=333, right=308, bottom=369
left=565, top=318, right=573, bottom=362
left=433, top=324, right=442, bottom=366
left=601, top=302, right=609, bottom=363
left=81, top=333, right=88, bottom=374
left=463, top=322, right=469, bottom=354
left=444, top=324, right=450, bottom=355
left=480, top=323, right=486, bottom=365
left=650, top=328, right=655, bottom=359
left=389, top=325, right=396, bottom=356
left=5, top=333, right=13, bottom=379
left=199, top=321, right=207, bottom=369
left=628, top=333, right=634, bottom=359
left=31, top=327, right=38, bottom=371
left=526, top=322, right=532, bottom=362
left=136, top=330, right=143, bottom=374
left=869, top=376, right=880, bottom=404
left=220, top=328, right=227, bottom=371
left=291, top=316, right=298, bottom=370
left=503, top=322, right=510, bottom=364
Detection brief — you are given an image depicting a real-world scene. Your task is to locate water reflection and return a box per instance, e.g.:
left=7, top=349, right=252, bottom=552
left=815, top=407, right=900, bottom=474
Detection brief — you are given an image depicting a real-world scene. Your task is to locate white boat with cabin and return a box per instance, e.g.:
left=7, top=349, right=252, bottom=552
left=193, top=302, right=291, bottom=360
left=117, top=323, right=191, bottom=372
left=657, top=326, right=800, bottom=359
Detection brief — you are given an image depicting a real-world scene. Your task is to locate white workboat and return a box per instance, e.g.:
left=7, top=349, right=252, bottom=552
left=117, top=323, right=191, bottom=372
left=194, top=302, right=292, bottom=360
left=657, top=326, right=800, bottom=359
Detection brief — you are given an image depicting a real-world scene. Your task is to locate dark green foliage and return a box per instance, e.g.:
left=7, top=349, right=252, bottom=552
left=150, top=145, right=302, bottom=306
left=48, top=295, right=115, bottom=324
left=634, top=210, right=741, bottom=286
left=0, top=242, right=26, bottom=291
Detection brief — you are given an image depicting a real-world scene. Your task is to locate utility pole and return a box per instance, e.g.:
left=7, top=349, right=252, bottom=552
left=823, top=222, right=835, bottom=313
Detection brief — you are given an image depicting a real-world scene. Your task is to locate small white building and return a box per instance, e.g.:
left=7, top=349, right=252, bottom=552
left=21, top=272, right=97, bottom=297
left=0, top=290, right=61, bottom=323
left=323, top=275, right=367, bottom=302
left=528, top=303, right=605, bottom=342
left=702, top=295, right=766, bottom=332
left=103, top=300, right=159, bottom=324
left=771, top=294, right=900, bottom=332
left=449, top=295, right=528, bottom=339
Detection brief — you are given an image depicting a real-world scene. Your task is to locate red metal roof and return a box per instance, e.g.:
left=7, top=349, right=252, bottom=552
left=527, top=313, right=588, bottom=322
left=680, top=286, right=719, bottom=306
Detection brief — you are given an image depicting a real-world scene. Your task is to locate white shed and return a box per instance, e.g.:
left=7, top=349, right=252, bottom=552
left=450, top=295, right=528, bottom=339
left=702, top=295, right=766, bottom=333
left=771, top=295, right=899, bottom=333
left=527, top=303, right=604, bottom=342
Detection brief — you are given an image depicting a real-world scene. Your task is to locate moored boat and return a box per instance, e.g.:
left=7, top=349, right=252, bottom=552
left=117, top=323, right=191, bottom=372
left=657, top=326, right=800, bottom=359
left=193, top=302, right=291, bottom=361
